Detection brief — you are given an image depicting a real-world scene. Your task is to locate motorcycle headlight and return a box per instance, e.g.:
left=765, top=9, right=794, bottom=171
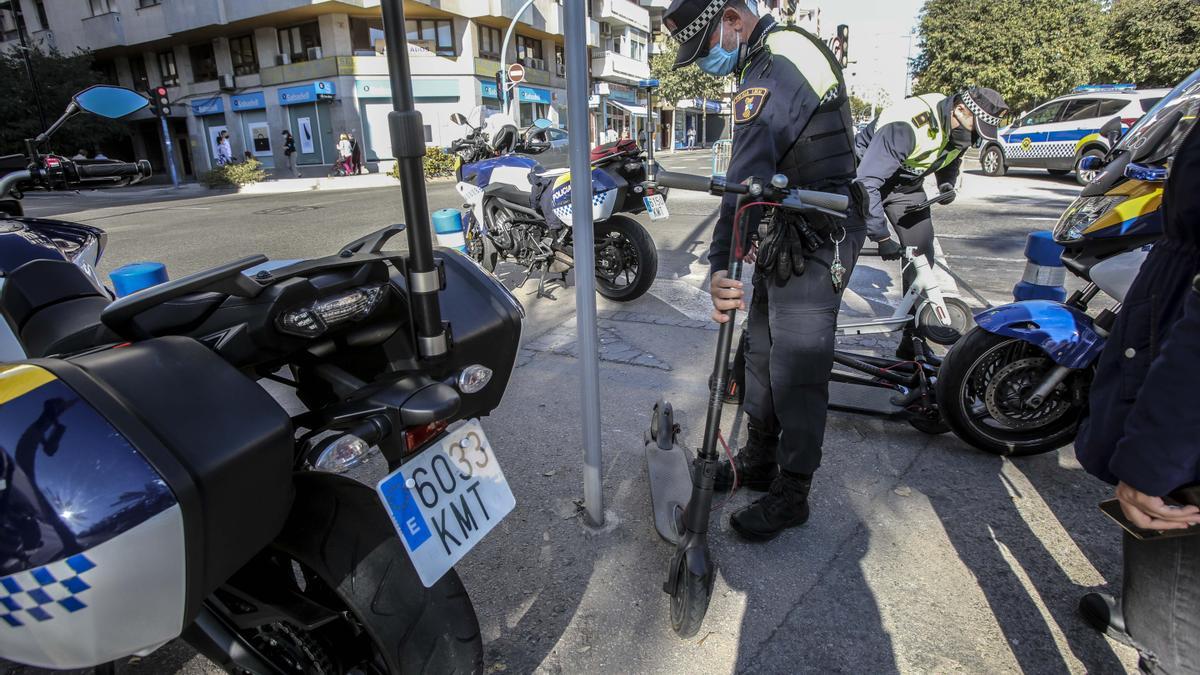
left=277, top=284, right=386, bottom=337
left=1053, top=196, right=1125, bottom=243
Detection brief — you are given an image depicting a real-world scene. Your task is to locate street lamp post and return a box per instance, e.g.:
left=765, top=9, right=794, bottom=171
left=499, top=0, right=540, bottom=126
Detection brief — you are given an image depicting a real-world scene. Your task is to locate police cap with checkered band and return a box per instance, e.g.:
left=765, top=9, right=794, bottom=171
left=959, top=87, right=1010, bottom=142
left=663, top=0, right=729, bottom=69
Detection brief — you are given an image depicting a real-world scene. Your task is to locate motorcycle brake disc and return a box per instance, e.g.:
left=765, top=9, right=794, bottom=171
left=983, top=357, right=1071, bottom=430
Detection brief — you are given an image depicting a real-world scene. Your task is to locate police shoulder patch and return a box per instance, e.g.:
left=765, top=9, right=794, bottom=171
left=734, top=87, right=770, bottom=124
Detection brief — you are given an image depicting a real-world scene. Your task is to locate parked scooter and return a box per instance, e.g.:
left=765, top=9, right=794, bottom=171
left=0, top=8, right=524, bottom=671
left=936, top=67, right=1200, bottom=455
left=453, top=86, right=665, bottom=301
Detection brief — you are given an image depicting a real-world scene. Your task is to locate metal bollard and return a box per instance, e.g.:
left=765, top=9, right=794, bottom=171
left=110, top=262, right=168, bottom=297
left=1013, top=231, right=1066, bottom=302
left=431, top=207, right=467, bottom=253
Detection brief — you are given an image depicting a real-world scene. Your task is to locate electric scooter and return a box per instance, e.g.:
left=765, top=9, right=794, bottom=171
left=645, top=170, right=851, bottom=637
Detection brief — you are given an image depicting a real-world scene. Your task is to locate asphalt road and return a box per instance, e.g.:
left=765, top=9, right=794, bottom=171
left=5, top=155, right=1136, bottom=674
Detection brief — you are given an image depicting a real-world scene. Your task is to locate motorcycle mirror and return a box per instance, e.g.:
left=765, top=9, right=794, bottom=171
left=1099, top=116, right=1123, bottom=144
left=1078, top=155, right=1105, bottom=173
left=450, top=112, right=468, bottom=126
left=73, top=85, right=150, bottom=120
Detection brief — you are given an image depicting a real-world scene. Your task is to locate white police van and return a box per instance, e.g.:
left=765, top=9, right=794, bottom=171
left=980, top=84, right=1167, bottom=185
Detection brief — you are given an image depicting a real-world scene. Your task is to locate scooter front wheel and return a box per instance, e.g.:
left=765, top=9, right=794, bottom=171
left=918, top=297, right=974, bottom=345
left=670, top=557, right=712, bottom=638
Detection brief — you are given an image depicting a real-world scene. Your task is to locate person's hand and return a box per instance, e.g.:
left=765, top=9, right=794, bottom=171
left=1116, top=481, right=1200, bottom=531
left=877, top=237, right=903, bottom=261
left=709, top=270, right=745, bottom=324
left=938, top=182, right=956, bottom=205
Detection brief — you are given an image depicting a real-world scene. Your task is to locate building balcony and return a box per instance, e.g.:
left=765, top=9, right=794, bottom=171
left=411, top=0, right=560, bottom=33
left=259, top=55, right=339, bottom=86
left=162, top=0, right=379, bottom=34
left=591, top=50, right=650, bottom=84
left=598, top=0, right=650, bottom=32
left=79, top=11, right=126, bottom=51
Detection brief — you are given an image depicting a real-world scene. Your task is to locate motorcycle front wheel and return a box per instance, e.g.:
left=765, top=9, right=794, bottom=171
left=936, top=328, right=1090, bottom=456
left=594, top=215, right=658, bottom=301
left=253, top=474, right=482, bottom=674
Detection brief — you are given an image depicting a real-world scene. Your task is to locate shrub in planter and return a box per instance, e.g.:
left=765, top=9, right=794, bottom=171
left=388, top=147, right=457, bottom=180
left=200, top=159, right=268, bottom=188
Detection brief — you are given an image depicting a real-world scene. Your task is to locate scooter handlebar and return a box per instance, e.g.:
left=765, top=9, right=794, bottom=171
left=75, top=160, right=152, bottom=181
left=654, top=170, right=716, bottom=193
left=788, top=189, right=849, bottom=213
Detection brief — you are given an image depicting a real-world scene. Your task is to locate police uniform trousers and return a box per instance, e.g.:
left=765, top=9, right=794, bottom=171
left=881, top=182, right=936, bottom=291
left=742, top=211, right=867, bottom=474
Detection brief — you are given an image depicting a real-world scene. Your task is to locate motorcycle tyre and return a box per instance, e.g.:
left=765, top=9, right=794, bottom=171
left=271, top=473, right=483, bottom=674
left=594, top=214, right=658, bottom=302
left=936, top=328, right=1083, bottom=457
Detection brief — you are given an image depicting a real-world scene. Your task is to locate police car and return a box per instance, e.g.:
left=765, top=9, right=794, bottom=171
left=980, top=85, right=1167, bottom=185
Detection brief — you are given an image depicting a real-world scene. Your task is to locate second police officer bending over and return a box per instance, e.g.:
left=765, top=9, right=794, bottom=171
left=854, top=87, right=1010, bottom=358
left=664, top=0, right=865, bottom=541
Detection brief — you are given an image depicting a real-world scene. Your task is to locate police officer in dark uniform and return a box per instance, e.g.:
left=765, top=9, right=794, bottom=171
left=854, top=88, right=1009, bottom=357
left=664, top=0, right=865, bottom=541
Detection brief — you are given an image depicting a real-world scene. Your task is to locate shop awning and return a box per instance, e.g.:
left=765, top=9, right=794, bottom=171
left=607, top=99, right=647, bottom=117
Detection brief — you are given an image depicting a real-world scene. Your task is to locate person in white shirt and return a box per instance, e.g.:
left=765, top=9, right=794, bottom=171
left=216, top=132, right=232, bottom=166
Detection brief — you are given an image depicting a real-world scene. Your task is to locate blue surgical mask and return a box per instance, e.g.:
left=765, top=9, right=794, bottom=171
left=696, top=23, right=740, bottom=76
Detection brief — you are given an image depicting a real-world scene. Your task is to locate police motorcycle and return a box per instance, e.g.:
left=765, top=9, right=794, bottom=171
left=0, top=7, right=521, bottom=671
left=643, top=169, right=851, bottom=637
left=453, top=89, right=663, bottom=302
left=447, top=106, right=508, bottom=177
left=936, top=67, right=1200, bottom=456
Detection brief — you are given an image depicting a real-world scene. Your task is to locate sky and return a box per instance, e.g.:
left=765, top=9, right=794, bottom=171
left=810, top=0, right=926, bottom=108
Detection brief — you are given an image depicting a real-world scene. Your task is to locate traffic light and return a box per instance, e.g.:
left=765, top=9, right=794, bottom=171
left=150, top=85, right=171, bottom=117
left=836, top=24, right=849, bottom=68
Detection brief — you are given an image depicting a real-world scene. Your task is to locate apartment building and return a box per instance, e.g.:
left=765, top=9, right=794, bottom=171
left=0, top=0, right=662, bottom=178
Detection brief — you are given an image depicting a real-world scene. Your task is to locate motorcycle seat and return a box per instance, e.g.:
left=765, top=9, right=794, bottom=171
left=19, top=295, right=116, bottom=357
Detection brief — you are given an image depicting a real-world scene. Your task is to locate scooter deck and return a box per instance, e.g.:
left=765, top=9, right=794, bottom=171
left=828, top=380, right=907, bottom=419
left=645, top=401, right=694, bottom=546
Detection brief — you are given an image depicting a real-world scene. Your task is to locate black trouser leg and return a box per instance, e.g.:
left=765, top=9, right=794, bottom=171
left=752, top=226, right=866, bottom=475
left=1123, top=532, right=1200, bottom=673
left=743, top=273, right=781, bottom=437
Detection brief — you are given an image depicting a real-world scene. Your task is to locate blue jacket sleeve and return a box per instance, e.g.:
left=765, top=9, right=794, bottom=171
left=1108, top=285, right=1200, bottom=496
left=707, top=73, right=820, bottom=277
left=853, top=122, right=916, bottom=242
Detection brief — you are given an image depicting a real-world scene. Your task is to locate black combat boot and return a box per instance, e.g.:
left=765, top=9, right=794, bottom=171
left=730, top=471, right=811, bottom=541
left=713, top=421, right=779, bottom=492
left=1078, top=592, right=1139, bottom=649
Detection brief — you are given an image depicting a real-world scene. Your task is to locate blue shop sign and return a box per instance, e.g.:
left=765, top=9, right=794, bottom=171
left=230, top=92, right=266, bottom=111
left=190, top=96, right=224, bottom=116
left=278, top=81, right=337, bottom=106
left=517, top=86, right=551, bottom=105
left=481, top=79, right=498, bottom=99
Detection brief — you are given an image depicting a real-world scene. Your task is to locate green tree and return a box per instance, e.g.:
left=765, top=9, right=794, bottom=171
left=1101, top=0, right=1200, bottom=88
left=0, top=46, right=133, bottom=156
left=649, top=36, right=729, bottom=105
left=849, top=94, right=874, bottom=121
left=911, top=0, right=1106, bottom=114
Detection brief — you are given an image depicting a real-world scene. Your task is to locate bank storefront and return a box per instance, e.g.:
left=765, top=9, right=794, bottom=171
left=356, top=78, right=464, bottom=159
left=278, top=81, right=337, bottom=166
left=190, top=96, right=227, bottom=171
left=479, top=78, right=558, bottom=127
left=230, top=92, right=273, bottom=169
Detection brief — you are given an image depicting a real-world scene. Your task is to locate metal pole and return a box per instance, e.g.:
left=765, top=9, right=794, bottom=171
left=381, top=0, right=447, bottom=359
left=159, top=115, right=181, bottom=188
left=564, top=0, right=604, bottom=527
left=11, top=1, right=47, bottom=131
left=500, top=0, right=539, bottom=121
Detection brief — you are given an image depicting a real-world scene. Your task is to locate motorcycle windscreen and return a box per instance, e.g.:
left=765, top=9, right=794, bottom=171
left=0, top=364, right=186, bottom=670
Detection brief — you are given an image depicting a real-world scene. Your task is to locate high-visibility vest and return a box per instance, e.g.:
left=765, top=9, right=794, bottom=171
left=875, top=93, right=961, bottom=174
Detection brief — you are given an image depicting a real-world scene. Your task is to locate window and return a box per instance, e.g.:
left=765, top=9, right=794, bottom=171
left=405, top=18, right=454, bottom=57
left=554, top=44, right=564, bottom=76
left=1138, top=97, right=1163, bottom=114
left=423, top=125, right=432, bottom=143
left=278, top=22, right=321, bottom=62
left=157, top=49, right=178, bottom=86
left=229, top=34, right=258, bottom=75
left=350, top=17, right=385, bottom=54
left=88, top=0, right=112, bottom=16
left=1019, top=102, right=1063, bottom=127
left=137, top=0, right=160, bottom=7
left=478, top=24, right=501, bottom=60
left=1097, top=99, right=1128, bottom=117
left=129, top=54, right=149, bottom=88
left=630, top=38, right=646, bottom=61
left=33, top=0, right=47, bottom=30
left=1061, top=99, right=1099, bottom=122
left=516, top=35, right=543, bottom=66
left=189, top=43, right=217, bottom=82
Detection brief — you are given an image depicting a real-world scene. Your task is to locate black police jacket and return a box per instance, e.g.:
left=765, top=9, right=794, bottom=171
left=708, top=16, right=858, bottom=277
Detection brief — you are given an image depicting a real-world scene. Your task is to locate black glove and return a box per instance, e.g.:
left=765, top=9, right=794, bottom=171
left=877, top=237, right=903, bottom=260
left=938, top=182, right=956, bottom=205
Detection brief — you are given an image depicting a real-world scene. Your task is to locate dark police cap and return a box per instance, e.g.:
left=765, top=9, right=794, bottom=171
left=960, top=87, right=1010, bottom=142
left=663, top=0, right=728, bottom=70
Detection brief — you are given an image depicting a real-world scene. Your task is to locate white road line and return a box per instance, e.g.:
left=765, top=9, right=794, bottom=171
left=945, top=255, right=1026, bottom=263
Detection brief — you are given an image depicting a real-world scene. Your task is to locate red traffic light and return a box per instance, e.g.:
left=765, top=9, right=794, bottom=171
left=154, top=86, right=168, bottom=97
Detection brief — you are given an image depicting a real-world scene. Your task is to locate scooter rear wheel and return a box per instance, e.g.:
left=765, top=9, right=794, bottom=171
left=670, top=558, right=712, bottom=638
left=918, top=297, right=974, bottom=345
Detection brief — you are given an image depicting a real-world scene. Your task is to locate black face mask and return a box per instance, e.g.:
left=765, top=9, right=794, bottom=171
left=950, top=125, right=974, bottom=149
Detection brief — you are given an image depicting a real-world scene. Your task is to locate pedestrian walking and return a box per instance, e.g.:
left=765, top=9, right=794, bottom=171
left=664, top=0, right=865, bottom=540
left=336, top=133, right=353, bottom=176
left=1074, top=117, right=1200, bottom=675
left=350, top=132, right=365, bottom=174
left=687, top=125, right=697, bottom=149
left=216, top=132, right=233, bottom=166
left=853, top=86, right=1009, bottom=358
left=72, top=148, right=87, bottom=160
left=281, top=129, right=301, bottom=178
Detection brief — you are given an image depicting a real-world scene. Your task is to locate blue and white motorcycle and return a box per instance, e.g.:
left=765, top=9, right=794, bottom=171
left=937, top=70, right=1199, bottom=455
left=451, top=112, right=663, bottom=301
